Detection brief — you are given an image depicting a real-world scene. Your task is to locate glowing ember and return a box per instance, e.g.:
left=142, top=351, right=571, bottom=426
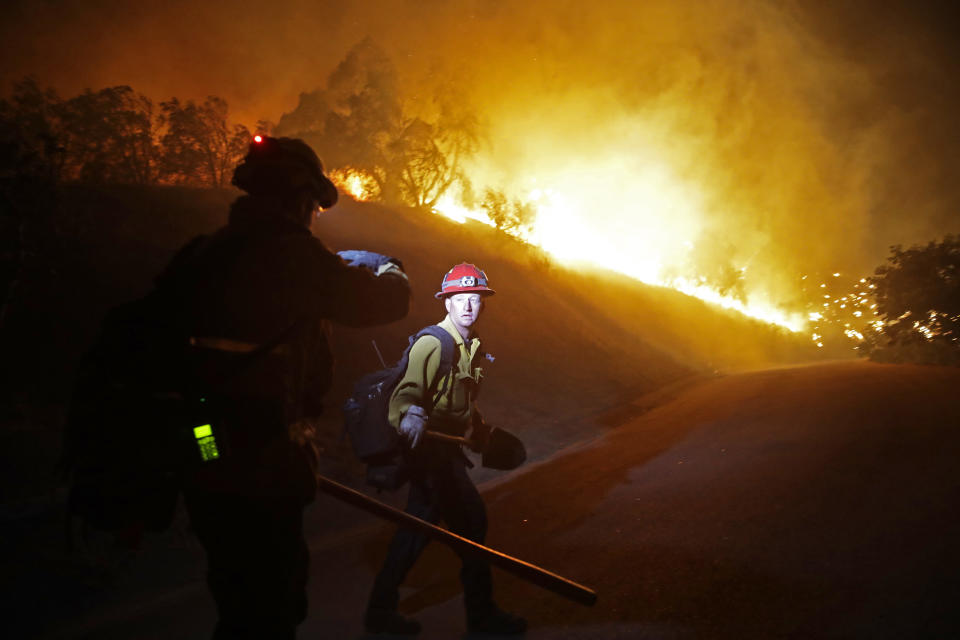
left=844, top=328, right=865, bottom=340
left=801, top=269, right=888, bottom=348
left=913, top=321, right=935, bottom=340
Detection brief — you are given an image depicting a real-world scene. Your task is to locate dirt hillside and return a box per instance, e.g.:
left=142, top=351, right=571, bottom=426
left=1, top=184, right=824, bottom=506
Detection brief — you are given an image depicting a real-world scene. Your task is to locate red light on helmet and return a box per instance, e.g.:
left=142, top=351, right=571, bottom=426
left=253, top=135, right=263, bottom=143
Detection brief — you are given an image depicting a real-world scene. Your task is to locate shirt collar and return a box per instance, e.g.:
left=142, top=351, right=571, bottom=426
left=438, top=315, right=480, bottom=354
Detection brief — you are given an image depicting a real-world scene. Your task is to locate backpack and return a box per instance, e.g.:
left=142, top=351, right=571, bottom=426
left=342, top=326, right=456, bottom=489
left=62, top=292, right=298, bottom=535
left=61, top=291, right=212, bottom=534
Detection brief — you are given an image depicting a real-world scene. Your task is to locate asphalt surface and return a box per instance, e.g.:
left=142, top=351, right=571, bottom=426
left=17, top=360, right=960, bottom=639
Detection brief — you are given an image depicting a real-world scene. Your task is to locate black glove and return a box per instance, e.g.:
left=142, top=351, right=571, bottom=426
left=337, top=250, right=404, bottom=273
left=468, top=412, right=491, bottom=453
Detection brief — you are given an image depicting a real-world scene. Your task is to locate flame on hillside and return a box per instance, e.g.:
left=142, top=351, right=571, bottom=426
left=263, top=2, right=950, bottom=348
left=433, top=195, right=494, bottom=226
left=324, top=139, right=886, bottom=342
left=324, top=148, right=908, bottom=347
left=330, top=168, right=377, bottom=202
left=433, top=158, right=809, bottom=333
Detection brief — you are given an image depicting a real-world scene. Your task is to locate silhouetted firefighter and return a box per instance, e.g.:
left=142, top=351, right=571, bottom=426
left=364, top=263, right=528, bottom=635
left=160, top=136, right=410, bottom=639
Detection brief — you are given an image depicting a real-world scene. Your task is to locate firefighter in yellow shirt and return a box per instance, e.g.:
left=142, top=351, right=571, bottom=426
left=365, top=263, right=527, bottom=636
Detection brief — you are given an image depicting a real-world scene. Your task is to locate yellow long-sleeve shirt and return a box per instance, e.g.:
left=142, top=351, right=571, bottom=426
left=388, top=316, right=484, bottom=436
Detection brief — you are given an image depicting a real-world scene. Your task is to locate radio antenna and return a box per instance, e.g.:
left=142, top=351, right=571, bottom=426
left=371, top=339, right=387, bottom=368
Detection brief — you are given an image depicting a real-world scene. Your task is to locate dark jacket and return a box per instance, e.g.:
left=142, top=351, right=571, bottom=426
left=159, top=195, right=410, bottom=498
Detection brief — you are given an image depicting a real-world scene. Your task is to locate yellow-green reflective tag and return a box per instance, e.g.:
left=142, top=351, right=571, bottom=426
left=194, top=425, right=220, bottom=461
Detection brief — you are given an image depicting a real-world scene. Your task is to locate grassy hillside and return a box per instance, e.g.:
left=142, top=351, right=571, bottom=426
left=0, top=184, right=826, bottom=507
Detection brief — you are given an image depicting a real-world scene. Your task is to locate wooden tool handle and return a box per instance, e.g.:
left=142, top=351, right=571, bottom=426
left=423, top=430, right=471, bottom=446
left=316, top=474, right=598, bottom=607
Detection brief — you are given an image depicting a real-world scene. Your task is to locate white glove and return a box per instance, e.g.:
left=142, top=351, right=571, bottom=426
left=399, top=405, right=428, bottom=448
left=337, top=250, right=404, bottom=274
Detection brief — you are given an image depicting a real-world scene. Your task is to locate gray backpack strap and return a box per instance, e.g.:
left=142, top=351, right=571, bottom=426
left=411, top=326, right=457, bottom=408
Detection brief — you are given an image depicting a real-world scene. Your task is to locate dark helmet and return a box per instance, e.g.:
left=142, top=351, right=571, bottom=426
left=231, top=136, right=338, bottom=209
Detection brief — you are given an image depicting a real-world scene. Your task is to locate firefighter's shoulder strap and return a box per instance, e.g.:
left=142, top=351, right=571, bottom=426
left=159, top=230, right=308, bottom=387
left=341, top=325, right=456, bottom=469
left=404, top=325, right=458, bottom=407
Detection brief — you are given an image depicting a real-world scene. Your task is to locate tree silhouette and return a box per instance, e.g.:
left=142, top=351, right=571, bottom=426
left=1, top=79, right=257, bottom=189
left=320, top=38, right=404, bottom=201
left=479, top=188, right=535, bottom=236
left=0, top=78, right=61, bottom=330
left=0, top=78, right=63, bottom=180
left=860, top=236, right=960, bottom=365
left=395, top=104, right=478, bottom=209
left=158, top=96, right=250, bottom=187
left=57, top=86, right=156, bottom=184
left=275, top=38, right=478, bottom=208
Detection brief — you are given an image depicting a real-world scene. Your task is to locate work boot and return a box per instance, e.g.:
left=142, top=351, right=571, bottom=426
left=467, top=605, right=527, bottom=635
left=364, top=608, right=422, bottom=635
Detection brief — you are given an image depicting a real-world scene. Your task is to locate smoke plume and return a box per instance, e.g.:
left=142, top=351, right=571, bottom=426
left=4, top=0, right=958, bottom=314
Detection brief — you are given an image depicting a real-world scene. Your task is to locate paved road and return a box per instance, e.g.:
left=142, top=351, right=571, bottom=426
left=24, top=361, right=960, bottom=638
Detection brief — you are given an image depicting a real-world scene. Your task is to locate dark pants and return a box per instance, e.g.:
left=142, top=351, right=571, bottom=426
left=368, top=442, right=494, bottom=619
left=184, top=489, right=309, bottom=640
